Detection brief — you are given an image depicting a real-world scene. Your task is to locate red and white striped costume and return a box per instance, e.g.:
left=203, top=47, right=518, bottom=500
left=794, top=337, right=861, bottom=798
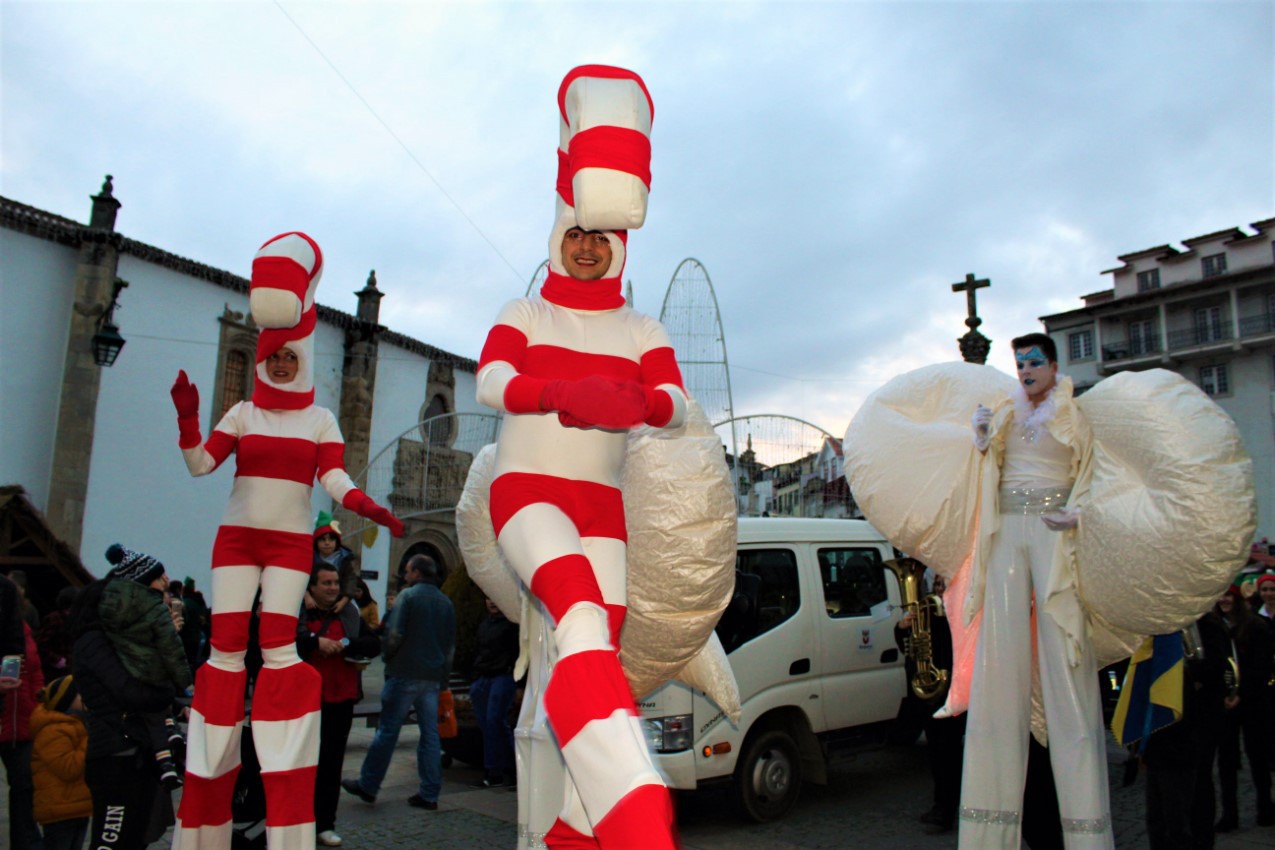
left=171, top=233, right=401, bottom=850
left=477, top=66, right=687, bottom=850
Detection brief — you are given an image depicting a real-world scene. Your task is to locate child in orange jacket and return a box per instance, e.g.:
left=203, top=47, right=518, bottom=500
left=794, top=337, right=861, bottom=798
left=31, top=675, right=90, bottom=850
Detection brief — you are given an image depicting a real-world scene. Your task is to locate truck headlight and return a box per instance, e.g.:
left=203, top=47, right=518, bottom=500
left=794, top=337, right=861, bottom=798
left=642, top=714, right=693, bottom=753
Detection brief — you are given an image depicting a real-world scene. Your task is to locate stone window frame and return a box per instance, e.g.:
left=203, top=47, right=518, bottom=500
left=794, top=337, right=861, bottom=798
left=211, top=304, right=258, bottom=429
left=417, top=362, right=457, bottom=448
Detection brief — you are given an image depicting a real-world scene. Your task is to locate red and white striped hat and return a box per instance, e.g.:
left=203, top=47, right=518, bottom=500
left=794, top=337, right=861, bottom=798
left=545, top=66, right=653, bottom=301
left=248, top=231, right=323, bottom=409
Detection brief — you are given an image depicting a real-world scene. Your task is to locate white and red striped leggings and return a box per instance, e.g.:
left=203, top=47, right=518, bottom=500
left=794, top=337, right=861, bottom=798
left=175, top=526, right=320, bottom=850
left=492, top=472, right=676, bottom=850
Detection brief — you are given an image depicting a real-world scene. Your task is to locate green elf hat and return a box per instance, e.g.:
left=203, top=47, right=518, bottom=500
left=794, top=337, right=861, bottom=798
left=314, top=511, right=341, bottom=542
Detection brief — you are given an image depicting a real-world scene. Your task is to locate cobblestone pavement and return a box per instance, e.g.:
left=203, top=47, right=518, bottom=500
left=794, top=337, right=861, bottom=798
left=9, top=658, right=1275, bottom=848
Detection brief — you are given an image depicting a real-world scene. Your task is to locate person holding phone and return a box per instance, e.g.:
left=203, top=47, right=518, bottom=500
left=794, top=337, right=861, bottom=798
left=1, top=573, right=25, bottom=692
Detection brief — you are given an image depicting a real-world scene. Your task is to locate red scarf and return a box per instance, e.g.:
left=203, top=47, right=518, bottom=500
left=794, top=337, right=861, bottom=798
left=541, top=272, right=624, bottom=311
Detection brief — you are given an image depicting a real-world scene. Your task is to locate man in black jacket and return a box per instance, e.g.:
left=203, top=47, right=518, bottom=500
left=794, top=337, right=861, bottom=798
left=469, top=597, right=519, bottom=788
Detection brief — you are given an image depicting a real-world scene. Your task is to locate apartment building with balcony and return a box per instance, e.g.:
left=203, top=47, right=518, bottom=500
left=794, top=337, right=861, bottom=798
left=1041, top=218, right=1275, bottom=537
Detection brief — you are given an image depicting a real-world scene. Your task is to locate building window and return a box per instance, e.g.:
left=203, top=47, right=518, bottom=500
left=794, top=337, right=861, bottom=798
left=1200, top=364, right=1229, bottom=397
left=1068, top=330, right=1094, bottom=361
left=1129, top=319, right=1156, bottom=355
left=211, top=305, right=258, bottom=428
left=1202, top=253, right=1228, bottom=278
left=220, top=350, right=249, bottom=417
left=1137, top=269, right=1161, bottom=292
left=1195, top=306, right=1224, bottom=343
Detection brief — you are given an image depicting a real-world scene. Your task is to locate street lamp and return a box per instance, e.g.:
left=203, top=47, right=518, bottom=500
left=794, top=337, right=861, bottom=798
left=92, top=278, right=128, bottom=367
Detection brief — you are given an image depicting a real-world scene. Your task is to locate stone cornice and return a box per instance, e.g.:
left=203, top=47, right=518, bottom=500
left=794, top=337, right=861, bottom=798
left=1, top=194, right=477, bottom=372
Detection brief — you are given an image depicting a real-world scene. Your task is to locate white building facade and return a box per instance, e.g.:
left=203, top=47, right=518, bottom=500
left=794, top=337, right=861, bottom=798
left=1041, top=218, right=1275, bottom=539
left=1, top=178, right=484, bottom=604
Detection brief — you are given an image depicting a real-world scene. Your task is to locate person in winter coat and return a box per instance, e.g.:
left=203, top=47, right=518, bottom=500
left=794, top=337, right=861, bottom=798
left=31, top=675, right=91, bottom=850
left=469, top=597, right=520, bottom=788
left=1, top=621, right=46, bottom=850
left=72, top=579, right=178, bottom=850
left=354, top=579, right=379, bottom=631
left=313, top=512, right=360, bottom=599
left=296, top=562, right=381, bottom=847
left=35, top=586, right=79, bottom=679
left=100, top=545, right=191, bottom=790
left=1214, top=584, right=1274, bottom=831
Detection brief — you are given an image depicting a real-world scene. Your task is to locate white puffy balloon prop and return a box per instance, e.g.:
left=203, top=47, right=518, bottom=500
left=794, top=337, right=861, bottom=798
left=845, top=361, right=1017, bottom=578
left=456, top=443, right=523, bottom=623
left=1075, top=369, right=1255, bottom=635
left=620, top=400, right=738, bottom=706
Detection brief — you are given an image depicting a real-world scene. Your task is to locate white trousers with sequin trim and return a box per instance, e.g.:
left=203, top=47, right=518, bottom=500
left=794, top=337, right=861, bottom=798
left=958, top=512, right=1113, bottom=850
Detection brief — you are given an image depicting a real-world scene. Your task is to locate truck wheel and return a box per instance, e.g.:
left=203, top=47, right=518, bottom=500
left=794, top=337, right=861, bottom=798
left=735, top=728, right=802, bottom=822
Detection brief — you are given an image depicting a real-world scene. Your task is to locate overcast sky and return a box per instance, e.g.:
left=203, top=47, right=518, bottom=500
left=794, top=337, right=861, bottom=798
left=4, top=0, right=1272, bottom=446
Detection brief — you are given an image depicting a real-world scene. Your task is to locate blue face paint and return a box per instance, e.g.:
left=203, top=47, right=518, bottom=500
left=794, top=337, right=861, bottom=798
left=1015, top=347, right=1047, bottom=369
left=1014, top=346, right=1055, bottom=396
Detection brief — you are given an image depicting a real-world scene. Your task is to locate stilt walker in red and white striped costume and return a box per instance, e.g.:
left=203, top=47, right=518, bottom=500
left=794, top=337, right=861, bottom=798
left=477, top=66, right=686, bottom=850
left=168, top=232, right=404, bottom=850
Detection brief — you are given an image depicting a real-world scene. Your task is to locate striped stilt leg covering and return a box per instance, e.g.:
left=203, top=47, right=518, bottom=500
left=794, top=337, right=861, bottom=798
left=252, top=570, right=320, bottom=850
left=493, top=484, right=676, bottom=850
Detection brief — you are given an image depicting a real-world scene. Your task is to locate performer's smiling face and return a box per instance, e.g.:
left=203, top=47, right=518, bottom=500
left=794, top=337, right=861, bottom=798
left=561, top=227, right=612, bottom=281
left=1015, top=346, right=1057, bottom=401
left=267, top=346, right=299, bottom=384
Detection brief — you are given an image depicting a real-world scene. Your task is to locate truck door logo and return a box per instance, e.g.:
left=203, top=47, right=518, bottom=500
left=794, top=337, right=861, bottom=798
left=859, top=629, right=873, bottom=650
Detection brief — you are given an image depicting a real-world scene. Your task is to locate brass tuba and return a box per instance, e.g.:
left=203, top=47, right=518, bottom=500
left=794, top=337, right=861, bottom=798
left=885, top=557, right=950, bottom=702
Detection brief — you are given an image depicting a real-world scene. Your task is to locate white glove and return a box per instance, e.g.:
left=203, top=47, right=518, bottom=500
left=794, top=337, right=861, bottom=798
left=1042, top=507, right=1080, bottom=532
left=971, top=404, right=992, bottom=452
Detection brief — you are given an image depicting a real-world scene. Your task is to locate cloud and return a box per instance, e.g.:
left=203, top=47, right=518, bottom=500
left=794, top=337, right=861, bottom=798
left=3, top=0, right=1271, bottom=462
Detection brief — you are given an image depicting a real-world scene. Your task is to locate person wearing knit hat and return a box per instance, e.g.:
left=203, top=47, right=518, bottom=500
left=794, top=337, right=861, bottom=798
left=1255, top=573, right=1275, bottom=619
left=168, top=232, right=407, bottom=850
left=473, top=66, right=684, bottom=850
left=31, top=674, right=92, bottom=850
left=105, top=543, right=167, bottom=587
left=313, top=512, right=360, bottom=601
left=99, top=543, right=190, bottom=792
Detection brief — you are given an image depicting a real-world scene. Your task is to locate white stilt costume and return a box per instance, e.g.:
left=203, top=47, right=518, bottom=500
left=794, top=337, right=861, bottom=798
left=170, top=233, right=403, bottom=850
left=957, top=380, right=1111, bottom=847
left=843, top=356, right=1257, bottom=850
left=475, top=66, right=686, bottom=850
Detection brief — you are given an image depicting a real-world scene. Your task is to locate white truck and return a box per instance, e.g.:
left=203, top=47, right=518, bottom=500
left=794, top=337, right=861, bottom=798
left=638, top=517, right=908, bottom=821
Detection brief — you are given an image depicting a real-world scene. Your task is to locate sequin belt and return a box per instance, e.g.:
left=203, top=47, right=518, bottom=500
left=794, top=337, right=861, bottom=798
left=998, top=486, right=1072, bottom=515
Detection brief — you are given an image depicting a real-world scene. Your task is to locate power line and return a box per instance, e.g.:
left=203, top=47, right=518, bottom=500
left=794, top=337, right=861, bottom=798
left=272, top=1, right=525, bottom=284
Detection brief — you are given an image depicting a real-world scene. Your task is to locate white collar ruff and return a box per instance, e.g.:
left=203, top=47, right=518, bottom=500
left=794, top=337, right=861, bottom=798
left=1012, top=378, right=1065, bottom=442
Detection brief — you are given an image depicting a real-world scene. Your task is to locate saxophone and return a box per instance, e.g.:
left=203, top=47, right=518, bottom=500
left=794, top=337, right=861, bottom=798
left=886, top=557, right=950, bottom=702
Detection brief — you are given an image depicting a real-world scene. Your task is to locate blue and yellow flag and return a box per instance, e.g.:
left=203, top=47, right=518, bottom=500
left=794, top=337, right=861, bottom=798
left=1111, top=632, right=1185, bottom=752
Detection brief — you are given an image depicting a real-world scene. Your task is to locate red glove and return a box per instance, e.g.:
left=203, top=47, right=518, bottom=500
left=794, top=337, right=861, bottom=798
left=540, top=376, right=649, bottom=430
left=343, top=490, right=405, bottom=538
left=171, top=370, right=200, bottom=417
left=170, top=370, right=202, bottom=449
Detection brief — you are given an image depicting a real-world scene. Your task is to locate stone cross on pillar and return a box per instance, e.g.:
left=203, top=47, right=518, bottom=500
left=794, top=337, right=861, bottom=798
left=952, top=273, right=992, bottom=364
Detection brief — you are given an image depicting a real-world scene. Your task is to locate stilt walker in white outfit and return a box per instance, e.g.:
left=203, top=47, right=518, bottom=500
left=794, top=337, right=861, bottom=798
left=959, top=334, right=1110, bottom=848
left=845, top=337, right=1257, bottom=850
